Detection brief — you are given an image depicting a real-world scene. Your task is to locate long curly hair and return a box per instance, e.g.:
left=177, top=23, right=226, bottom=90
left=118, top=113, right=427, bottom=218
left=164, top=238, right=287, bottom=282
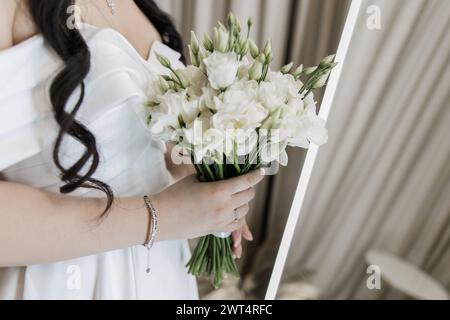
left=28, top=0, right=184, bottom=216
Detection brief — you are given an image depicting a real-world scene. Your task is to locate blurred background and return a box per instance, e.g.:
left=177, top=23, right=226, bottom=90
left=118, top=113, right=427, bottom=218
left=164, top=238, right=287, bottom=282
left=157, top=0, right=450, bottom=300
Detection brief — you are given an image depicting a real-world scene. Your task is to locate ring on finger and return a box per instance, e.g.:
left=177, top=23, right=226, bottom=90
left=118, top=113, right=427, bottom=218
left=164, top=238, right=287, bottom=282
left=233, top=208, right=239, bottom=223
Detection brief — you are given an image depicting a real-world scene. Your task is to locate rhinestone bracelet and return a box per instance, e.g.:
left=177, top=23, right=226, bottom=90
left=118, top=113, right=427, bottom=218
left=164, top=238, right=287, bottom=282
left=143, top=195, right=158, bottom=273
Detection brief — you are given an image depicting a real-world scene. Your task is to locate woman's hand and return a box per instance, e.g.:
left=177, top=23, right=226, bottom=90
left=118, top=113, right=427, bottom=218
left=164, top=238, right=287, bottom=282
left=232, top=220, right=253, bottom=259
left=152, top=170, right=264, bottom=241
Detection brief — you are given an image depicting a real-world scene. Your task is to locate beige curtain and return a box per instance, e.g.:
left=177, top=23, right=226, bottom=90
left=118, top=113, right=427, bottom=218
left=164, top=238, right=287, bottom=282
left=280, top=0, right=450, bottom=299
left=159, top=0, right=450, bottom=299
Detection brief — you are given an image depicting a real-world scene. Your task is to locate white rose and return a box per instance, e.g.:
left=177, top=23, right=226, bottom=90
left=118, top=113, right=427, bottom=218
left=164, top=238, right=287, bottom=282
left=203, top=52, right=241, bottom=90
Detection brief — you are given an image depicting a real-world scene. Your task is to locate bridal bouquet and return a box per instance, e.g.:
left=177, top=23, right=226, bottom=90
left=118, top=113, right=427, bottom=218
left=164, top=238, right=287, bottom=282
left=145, top=13, right=336, bottom=288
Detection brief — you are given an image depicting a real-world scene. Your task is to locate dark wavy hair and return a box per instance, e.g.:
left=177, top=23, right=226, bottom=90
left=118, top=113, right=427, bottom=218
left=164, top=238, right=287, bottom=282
left=28, top=0, right=184, bottom=217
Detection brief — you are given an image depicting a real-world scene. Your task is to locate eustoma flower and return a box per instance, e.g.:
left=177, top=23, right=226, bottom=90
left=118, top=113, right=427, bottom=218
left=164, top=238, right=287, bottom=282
left=203, top=52, right=242, bottom=90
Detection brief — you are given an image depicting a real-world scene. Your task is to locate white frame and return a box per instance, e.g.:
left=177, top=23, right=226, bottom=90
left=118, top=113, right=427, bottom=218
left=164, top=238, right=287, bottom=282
left=265, top=0, right=363, bottom=300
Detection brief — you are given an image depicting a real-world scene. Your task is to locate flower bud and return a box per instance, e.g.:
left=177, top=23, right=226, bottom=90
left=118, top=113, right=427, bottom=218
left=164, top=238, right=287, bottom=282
left=240, top=40, right=249, bottom=57
left=320, top=54, right=335, bottom=66
left=188, top=45, right=199, bottom=67
left=203, top=33, right=214, bottom=52
left=247, top=18, right=253, bottom=29
left=281, top=62, right=294, bottom=74
left=159, top=76, right=170, bottom=92
left=257, top=53, right=266, bottom=64
left=293, top=64, right=304, bottom=77
left=197, top=51, right=207, bottom=72
left=312, top=71, right=331, bottom=89
left=190, top=31, right=200, bottom=54
left=146, top=100, right=159, bottom=108
left=214, top=27, right=229, bottom=53
left=303, top=66, right=318, bottom=75
left=249, top=39, right=259, bottom=59
left=227, top=12, right=237, bottom=27
left=156, top=53, right=171, bottom=68
left=249, top=61, right=264, bottom=80
left=218, top=22, right=227, bottom=33
left=329, top=62, right=338, bottom=69
left=263, top=40, right=272, bottom=57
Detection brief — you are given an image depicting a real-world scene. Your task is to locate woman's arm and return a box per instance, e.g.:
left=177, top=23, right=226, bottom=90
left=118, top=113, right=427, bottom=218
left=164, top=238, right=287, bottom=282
left=0, top=181, right=149, bottom=267
left=0, top=171, right=263, bottom=267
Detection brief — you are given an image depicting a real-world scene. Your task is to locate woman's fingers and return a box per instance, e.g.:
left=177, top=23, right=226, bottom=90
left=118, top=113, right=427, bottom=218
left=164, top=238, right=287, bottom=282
left=232, top=228, right=242, bottom=258
left=234, top=244, right=243, bottom=259
left=221, top=170, right=264, bottom=195
left=232, top=188, right=255, bottom=209
left=242, top=221, right=254, bottom=241
left=231, top=221, right=253, bottom=259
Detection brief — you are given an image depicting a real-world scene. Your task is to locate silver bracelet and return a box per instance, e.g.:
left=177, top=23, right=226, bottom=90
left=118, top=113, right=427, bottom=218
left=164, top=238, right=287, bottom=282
left=143, top=195, right=159, bottom=273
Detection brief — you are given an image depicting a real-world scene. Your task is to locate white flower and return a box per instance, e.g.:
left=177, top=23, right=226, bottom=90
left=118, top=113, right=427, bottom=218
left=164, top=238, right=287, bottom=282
left=200, top=85, right=220, bottom=112
left=258, top=81, right=286, bottom=111
left=288, top=104, right=328, bottom=148
left=212, top=101, right=268, bottom=132
left=258, top=130, right=289, bottom=165
left=260, top=141, right=289, bottom=166
left=211, top=100, right=267, bottom=157
left=203, top=52, right=241, bottom=90
left=183, top=111, right=212, bottom=146
left=237, top=57, right=252, bottom=80
left=149, top=91, right=200, bottom=141
left=259, top=72, right=302, bottom=111
left=146, top=74, right=166, bottom=101
left=177, top=66, right=208, bottom=97
left=218, top=80, right=259, bottom=112
left=269, top=72, right=302, bottom=98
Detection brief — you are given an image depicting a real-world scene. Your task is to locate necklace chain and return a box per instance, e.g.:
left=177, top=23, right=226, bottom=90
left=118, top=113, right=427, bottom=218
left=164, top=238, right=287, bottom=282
left=105, top=0, right=116, bottom=15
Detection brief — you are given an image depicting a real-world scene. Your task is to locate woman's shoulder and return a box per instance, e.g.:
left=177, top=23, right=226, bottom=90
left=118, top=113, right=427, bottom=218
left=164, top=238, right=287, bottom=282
left=0, top=0, right=16, bottom=51
left=0, top=0, right=38, bottom=52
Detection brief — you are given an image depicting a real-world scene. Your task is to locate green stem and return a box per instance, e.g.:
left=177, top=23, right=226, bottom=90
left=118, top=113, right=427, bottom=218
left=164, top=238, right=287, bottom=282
left=168, top=66, right=186, bottom=89
left=202, top=163, right=216, bottom=181
left=233, top=143, right=242, bottom=174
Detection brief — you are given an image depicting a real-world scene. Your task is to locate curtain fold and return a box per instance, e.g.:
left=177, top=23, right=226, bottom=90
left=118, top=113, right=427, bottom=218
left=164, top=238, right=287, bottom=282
left=281, top=0, right=450, bottom=299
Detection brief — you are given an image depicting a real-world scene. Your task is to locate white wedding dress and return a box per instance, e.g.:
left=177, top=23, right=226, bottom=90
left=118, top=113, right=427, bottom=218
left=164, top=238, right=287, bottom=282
left=0, top=24, right=198, bottom=300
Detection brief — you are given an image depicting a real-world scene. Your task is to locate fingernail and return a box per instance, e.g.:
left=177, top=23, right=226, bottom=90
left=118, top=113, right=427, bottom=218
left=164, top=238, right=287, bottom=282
left=232, top=254, right=237, bottom=259
left=260, top=168, right=266, bottom=176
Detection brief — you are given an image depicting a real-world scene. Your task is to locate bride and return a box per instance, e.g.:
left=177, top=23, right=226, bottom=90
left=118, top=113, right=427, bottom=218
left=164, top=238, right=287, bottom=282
left=0, top=0, right=262, bottom=300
